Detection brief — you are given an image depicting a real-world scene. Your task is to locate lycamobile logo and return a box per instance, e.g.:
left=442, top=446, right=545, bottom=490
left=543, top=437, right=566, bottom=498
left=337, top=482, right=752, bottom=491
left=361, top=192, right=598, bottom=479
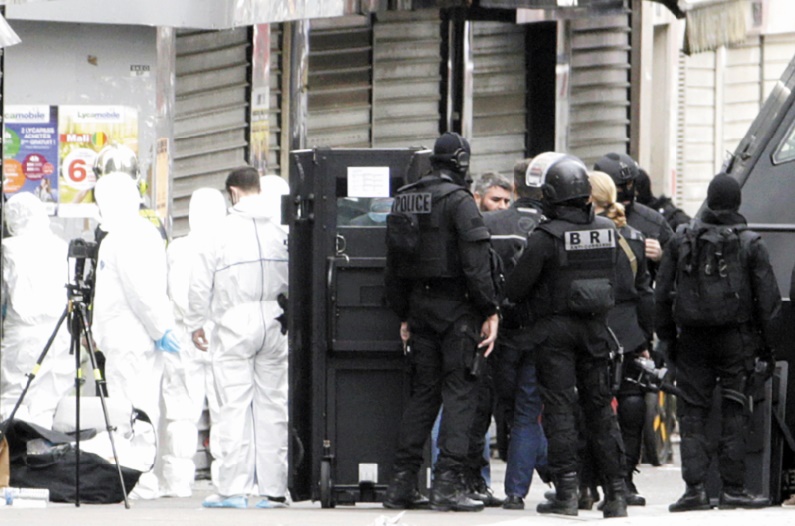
left=6, top=109, right=47, bottom=122
left=77, top=110, right=121, bottom=120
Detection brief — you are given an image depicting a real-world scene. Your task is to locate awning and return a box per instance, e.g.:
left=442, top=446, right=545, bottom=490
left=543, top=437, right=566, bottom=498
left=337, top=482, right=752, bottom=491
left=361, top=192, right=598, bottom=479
left=5, top=0, right=358, bottom=29
left=683, top=0, right=749, bottom=55
left=646, top=0, right=686, bottom=18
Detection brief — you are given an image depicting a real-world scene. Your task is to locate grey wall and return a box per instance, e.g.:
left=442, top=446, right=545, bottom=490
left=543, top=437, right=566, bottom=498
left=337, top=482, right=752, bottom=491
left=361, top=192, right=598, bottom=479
left=4, top=21, right=159, bottom=176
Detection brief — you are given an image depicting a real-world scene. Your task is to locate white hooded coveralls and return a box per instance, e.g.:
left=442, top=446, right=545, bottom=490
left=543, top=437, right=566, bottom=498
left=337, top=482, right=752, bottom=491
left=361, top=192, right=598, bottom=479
left=187, top=193, right=289, bottom=499
left=1, top=193, right=72, bottom=427
left=160, top=188, right=226, bottom=497
left=92, top=173, right=175, bottom=498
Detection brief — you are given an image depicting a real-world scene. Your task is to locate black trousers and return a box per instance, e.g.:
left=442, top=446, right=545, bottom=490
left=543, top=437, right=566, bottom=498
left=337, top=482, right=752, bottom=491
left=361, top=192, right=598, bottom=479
left=535, top=315, right=625, bottom=480
left=676, top=325, right=753, bottom=488
left=392, top=294, right=482, bottom=476
left=465, top=356, right=494, bottom=477
left=616, top=355, right=648, bottom=478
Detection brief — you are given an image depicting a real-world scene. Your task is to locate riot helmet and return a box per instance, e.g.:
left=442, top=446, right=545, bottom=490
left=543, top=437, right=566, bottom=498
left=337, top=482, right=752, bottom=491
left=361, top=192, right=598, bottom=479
left=593, top=152, right=638, bottom=208
left=93, top=143, right=140, bottom=181
left=430, top=132, right=471, bottom=184
left=525, top=152, right=590, bottom=205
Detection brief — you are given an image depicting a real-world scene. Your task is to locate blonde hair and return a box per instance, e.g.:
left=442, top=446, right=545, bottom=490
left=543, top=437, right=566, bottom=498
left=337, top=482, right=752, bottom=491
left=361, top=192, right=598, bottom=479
left=589, top=170, right=627, bottom=228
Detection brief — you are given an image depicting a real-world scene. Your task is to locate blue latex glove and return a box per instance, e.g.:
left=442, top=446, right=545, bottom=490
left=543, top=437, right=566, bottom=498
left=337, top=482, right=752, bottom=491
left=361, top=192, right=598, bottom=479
left=156, top=329, right=181, bottom=354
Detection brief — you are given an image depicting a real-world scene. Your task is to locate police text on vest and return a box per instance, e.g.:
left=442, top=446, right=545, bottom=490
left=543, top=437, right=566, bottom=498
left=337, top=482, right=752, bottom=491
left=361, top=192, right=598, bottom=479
left=564, top=229, right=616, bottom=251
left=393, top=193, right=433, bottom=214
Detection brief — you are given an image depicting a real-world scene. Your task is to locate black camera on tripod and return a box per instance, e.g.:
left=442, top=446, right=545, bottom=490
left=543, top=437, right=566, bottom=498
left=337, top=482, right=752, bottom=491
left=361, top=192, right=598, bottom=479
left=68, top=238, right=98, bottom=260
left=67, top=238, right=99, bottom=301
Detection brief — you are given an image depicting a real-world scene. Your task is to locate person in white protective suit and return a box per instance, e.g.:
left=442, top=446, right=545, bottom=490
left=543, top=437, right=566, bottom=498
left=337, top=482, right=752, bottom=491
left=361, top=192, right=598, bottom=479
left=0, top=193, right=73, bottom=427
left=91, top=172, right=181, bottom=499
left=160, top=188, right=227, bottom=497
left=187, top=166, right=289, bottom=509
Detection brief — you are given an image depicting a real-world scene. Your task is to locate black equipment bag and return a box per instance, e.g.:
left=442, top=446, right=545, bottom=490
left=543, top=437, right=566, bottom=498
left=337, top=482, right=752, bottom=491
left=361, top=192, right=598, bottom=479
left=3, top=418, right=141, bottom=504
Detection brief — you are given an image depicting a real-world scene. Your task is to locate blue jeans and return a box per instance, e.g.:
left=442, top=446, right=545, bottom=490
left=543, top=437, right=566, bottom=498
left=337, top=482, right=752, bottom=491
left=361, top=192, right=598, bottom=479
left=431, top=409, right=491, bottom=485
left=504, top=356, right=548, bottom=497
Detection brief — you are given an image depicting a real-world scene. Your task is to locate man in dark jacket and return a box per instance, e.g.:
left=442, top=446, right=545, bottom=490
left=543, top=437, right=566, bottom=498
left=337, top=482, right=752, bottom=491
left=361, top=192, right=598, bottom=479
left=482, top=157, right=550, bottom=510
left=655, top=174, right=781, bottom=512
left=383, top=132, right=500, bottom=512
left=506, top=154, right=627, bottom=519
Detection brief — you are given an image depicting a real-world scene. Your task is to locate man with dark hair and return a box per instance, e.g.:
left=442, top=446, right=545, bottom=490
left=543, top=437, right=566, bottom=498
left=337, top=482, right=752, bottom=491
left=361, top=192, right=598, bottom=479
left=482, top=157, right=549, bottom=510
left=634, top=168, right=691, bottom=232
left=656, top=173, right=781, bottom=512
left=188, top=166, right=290, bottom=509
left=473, top=172, right=513, bottom=212
left=506, top=153, right=627, bottom=519
left=383, top=132, right=499, bottom=512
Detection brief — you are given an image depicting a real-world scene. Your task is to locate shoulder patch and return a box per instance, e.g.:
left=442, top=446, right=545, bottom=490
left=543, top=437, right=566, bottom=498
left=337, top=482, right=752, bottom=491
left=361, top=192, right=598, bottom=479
left=564, top=229, right=616, bottom=251
left=393, top=193, right=433, bottom=214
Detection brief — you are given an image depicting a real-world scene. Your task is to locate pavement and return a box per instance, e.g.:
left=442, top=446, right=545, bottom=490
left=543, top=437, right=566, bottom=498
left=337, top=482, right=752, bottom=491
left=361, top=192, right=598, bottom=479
left=2, top=442, right=795, bottom=526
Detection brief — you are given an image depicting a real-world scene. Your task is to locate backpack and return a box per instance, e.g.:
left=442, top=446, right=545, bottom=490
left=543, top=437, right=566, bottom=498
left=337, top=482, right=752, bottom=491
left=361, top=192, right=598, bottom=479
left=673, top=221, right=758, bottom=326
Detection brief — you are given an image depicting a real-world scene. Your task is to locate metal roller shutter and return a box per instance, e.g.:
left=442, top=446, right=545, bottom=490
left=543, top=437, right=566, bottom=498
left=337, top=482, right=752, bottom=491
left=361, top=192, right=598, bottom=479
left=172, top=28, right=251, bottom=236
left=568, top=13, right=631, bottom=167
left=470, top=21, right=527, bottom=177
left=372, top=10, right=441, bottom=149
left=307, top=17, right=372, bottom=148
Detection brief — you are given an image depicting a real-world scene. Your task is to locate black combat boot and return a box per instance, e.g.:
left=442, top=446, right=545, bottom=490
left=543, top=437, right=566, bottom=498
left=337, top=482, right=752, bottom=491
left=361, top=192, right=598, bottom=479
left=669, top=483, right=711, bottom=512
left=537, top=472, right=578, bottom=516
left=383, top=470, right=429, bottom=509
left=718, top=486, right=769, bottom=509
left=465, top=471, right=504, bottom=507
left=601, top=478, right=628, bottom=518
left=430, top=470, right=484, bottom=512
left=625, top=475, right=646, bottom=506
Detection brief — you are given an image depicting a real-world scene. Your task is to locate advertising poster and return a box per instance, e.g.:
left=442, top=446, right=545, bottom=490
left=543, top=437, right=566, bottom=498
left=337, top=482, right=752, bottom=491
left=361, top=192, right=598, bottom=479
left=57, top=105, right=138, bottom=218
left=3, top=105, right=60, bottom=215
left=250, top=24, right=271, bottom=174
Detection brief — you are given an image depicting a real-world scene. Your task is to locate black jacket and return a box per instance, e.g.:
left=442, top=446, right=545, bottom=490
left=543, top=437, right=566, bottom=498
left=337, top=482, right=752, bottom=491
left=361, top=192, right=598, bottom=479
left=609, top=223, right=654, bottom=354
left=385, top=170, right=498, bottom=321
left=505, top=204, right=617, bottom=317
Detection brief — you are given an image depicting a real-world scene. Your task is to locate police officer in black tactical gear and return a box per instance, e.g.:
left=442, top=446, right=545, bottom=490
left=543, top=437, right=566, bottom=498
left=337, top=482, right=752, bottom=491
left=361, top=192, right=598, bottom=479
left=593, top=153, right=673, bottom=281
left=505, top=154, right=628, bottom=519
left=656, top=174, right=781, bottom=512
left=383, top=132, right=500, bottom=512
left=634, top=168, right=691, bottom=232
left=482, top=157, right=550, bottom=511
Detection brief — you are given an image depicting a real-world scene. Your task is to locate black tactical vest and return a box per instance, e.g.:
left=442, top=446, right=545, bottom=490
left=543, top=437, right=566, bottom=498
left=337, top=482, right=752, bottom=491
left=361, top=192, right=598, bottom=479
left=387, top=175, right=470, bottom=280
left=530, top=215, right=618, bottom=317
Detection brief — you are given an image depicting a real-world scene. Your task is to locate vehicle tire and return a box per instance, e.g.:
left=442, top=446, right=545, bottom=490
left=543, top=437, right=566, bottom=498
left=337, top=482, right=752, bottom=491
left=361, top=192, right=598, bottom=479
left=320, top=459, right=335, bottom=508
left=642, top=390, right=676, bottom=466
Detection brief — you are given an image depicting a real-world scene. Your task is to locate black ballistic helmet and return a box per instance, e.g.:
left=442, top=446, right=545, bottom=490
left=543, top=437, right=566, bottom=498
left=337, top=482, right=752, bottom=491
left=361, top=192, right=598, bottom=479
left=593, top=152, right=638, bottom=185
left=430, top=132, right=471, bottom=173
left=542, top=157, right=591, bottom=204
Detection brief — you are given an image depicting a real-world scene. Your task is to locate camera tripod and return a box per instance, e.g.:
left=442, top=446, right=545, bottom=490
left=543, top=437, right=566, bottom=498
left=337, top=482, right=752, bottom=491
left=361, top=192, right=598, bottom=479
left=0, top=273, right=130, bottom=509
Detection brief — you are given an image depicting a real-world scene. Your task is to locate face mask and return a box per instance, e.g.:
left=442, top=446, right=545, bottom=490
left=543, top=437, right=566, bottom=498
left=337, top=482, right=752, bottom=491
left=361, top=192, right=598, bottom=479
left=367, top=212, right=388, bottom=224
left=617, top=183, right=635, bottom=208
